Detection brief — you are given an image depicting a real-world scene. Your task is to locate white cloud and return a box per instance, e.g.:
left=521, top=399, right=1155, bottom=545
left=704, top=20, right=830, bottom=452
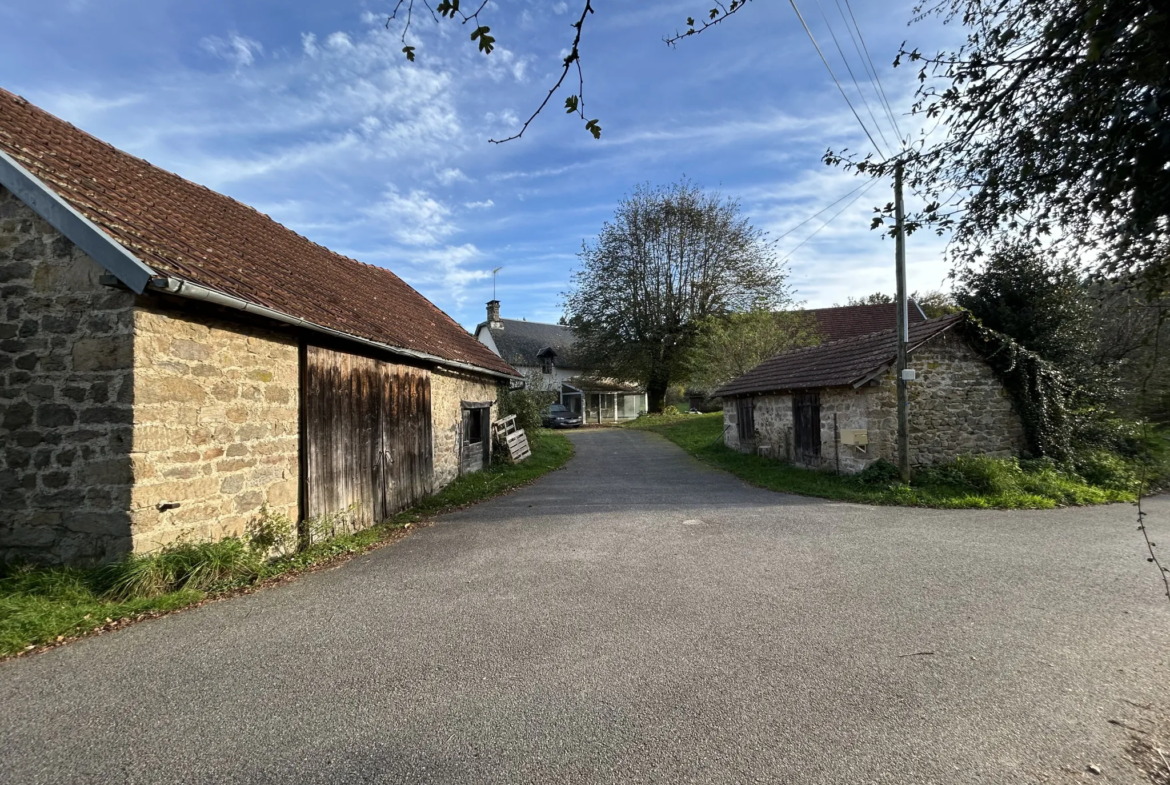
left=326, top=32, right=354, bottom=52
left=368, top=189, right=456, bottom=246
left=553, top=2, right=569, bottom=14
left=436, top=168, right=471, bottom=185
left=301, top=32, right=319, bottom=58
left=199, top=34, right=263, bottom=68
left=409, top=244, right=493, bottom=307
left=465, top=199, right=494, bottom=209
left=35, top=92, right=143, bottom=124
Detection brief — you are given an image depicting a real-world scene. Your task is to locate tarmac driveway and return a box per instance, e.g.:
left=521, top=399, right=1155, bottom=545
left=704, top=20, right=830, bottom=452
left=2, top=428, right=1168, bottom=784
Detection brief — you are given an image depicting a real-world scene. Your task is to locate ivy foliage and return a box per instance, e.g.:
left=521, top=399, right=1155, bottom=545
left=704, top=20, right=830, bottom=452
left=962, top=320, right=1074, bottom=461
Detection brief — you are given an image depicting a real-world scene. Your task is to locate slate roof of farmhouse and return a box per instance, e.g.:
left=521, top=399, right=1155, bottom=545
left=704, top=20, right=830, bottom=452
left=0, top=88, right=518, bottom=378
left=802, top=302, right=928, bottom=343
left=480, top=318, right=583, bottom=368
left=715, top=313, right=967, bottom=397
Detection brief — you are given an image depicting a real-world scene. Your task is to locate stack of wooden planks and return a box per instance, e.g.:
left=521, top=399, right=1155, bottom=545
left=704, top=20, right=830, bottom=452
left=492, top=414, right=531, bottom=463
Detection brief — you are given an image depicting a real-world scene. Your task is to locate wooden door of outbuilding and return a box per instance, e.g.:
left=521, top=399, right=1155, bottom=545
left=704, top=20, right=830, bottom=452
left=303, top=344, right=433, bottom=529
left=792, top=392, right=821, bottom=467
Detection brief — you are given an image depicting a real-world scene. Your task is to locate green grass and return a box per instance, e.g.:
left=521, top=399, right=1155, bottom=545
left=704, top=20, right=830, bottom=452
left=0, top=430, right=573, bottom=658
left=625, top=412, right=1135, bottom=509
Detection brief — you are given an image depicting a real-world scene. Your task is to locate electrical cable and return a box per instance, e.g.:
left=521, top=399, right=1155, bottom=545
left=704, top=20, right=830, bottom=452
left=814, top=0, right=892, bottom=155
left=787, top=0, right=888, bottom=160
left=774, top=179, right=872, bottom=243
left=781, top=177, right=879, bottom=264
left=842, top=0, right=905, bottom=142
left=833, top=0, right=903, bottom=148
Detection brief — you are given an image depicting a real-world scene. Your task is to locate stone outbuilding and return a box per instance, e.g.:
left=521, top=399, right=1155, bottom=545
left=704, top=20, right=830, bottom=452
left=715, top=314, right=1027, bottom=473
left=0, top=89, right=520, bottom=565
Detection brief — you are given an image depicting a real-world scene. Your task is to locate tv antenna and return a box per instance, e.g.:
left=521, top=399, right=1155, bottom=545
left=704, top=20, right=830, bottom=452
left=492, top=266, right=503, bottom=299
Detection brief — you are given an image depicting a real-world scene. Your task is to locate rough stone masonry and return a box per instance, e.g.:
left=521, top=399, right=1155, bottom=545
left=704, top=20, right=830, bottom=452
left=1, top=185, right=501, bottom=565
left=724, top=329, right=1026, bottom=473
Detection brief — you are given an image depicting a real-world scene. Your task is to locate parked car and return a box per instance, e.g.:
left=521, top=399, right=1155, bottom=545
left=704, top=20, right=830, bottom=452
left=542, top=403, right=583, bottom=429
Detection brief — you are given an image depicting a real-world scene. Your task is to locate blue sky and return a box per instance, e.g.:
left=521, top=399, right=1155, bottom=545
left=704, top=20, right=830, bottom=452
left=0, top=0, right=958, bottom=330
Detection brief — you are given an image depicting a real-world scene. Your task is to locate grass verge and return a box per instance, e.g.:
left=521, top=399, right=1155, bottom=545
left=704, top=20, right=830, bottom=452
left=626, top=413, right=1135, bottom=509
left=0, top=430, right=573, bottom=659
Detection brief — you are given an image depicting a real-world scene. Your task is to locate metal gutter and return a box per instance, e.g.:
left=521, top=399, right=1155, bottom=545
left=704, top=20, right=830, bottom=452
left=149, top=277, right=519, bottom=381
left=0, top=149, right=154, bottom=293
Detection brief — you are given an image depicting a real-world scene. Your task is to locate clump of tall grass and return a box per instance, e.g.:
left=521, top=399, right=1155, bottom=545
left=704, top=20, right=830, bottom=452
left=101, top=537, right=263, bottom=601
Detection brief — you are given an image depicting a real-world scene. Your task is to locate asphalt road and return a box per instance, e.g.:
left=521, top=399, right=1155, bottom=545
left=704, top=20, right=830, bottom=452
left=2, top=429, right=1168, bottom=784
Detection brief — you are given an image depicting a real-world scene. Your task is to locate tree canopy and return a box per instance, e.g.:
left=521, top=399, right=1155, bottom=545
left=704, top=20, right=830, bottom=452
left=686, top=308, right=820, bottom=393
left=953, top=241, right=1094, bottom=380
left=828, top=0, right=1170, bottom=290
left=564, top=181, right=789, bottom=411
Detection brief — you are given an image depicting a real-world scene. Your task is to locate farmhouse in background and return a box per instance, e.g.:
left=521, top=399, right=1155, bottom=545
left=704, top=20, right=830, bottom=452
left=0, top=88, right=520, bottom=566
left=716, top=313, right=1026, bottom=473
left=475, top=301, right=647, bottom=423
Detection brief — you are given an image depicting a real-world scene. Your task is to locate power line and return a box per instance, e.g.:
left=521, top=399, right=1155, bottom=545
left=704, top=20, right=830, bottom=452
left=814, top=0, right=892, bottom=155
left=842, top=0, right=905, bottom=143
left=833, top=0, right=903, bottom=149
left=774, top=179, right=872, bottom=243
left=787, top=0, right=887, bottom=160
left=780, top=178, right=881, bottom=264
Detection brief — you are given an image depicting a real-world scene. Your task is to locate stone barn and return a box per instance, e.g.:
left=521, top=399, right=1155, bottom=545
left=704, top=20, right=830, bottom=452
left=0, top=89, right=520, bottom=565
left=715, top=314, right=1027, bottom=473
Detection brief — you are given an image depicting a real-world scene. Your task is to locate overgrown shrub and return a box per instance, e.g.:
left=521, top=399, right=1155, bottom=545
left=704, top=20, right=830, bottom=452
left=498, top=386, right=553, bottom=434
left=856, top=459, right=902, bottom=486
left=944, top=455, right=1025, bottom=494
left=1072, top=449, right=1139, bottom=491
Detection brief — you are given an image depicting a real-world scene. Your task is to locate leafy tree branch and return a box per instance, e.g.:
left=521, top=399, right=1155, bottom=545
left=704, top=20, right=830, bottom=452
left=385, top=0, right=599, bottom=142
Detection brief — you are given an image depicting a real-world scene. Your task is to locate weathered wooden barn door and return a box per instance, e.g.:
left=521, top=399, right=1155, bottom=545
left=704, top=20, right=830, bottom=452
left=792, top=392, right=822, bottom=467
left=304, top=345, right=433, bottom=530
left=735, top=397, right=756, bottom=450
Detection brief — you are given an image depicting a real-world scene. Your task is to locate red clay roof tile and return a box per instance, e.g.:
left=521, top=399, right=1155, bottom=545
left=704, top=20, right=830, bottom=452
left=715, top=313, right=966, bottom=397
left=802, top=302, right=927, bottom=343
left=0, top=88, right=518, bottom=378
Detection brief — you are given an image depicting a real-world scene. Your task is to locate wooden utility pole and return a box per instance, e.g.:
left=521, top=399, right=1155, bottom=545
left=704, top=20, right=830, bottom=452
left=894, top=160, right=910, bottom=482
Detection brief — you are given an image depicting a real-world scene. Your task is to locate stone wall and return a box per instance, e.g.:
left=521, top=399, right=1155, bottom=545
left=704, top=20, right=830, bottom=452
left=0, top=185, right=137, bottom=564
left=896, top=328, right=1026, bottom=465
left=722, top=327, right=1027, bottom=473
left=127, top=301, right=300, bottom=552
left=2, top=182, right=506, bottom=564
left=431, top=368, right=499, bottom=489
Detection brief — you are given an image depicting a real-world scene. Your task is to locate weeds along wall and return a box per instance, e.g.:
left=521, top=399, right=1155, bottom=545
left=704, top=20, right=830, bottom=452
left=723, top=329, right=1027, bottom=473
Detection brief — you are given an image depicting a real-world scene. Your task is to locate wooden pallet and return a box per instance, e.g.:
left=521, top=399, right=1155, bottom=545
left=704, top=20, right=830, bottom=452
left=492, top=415, right=531, bottom=463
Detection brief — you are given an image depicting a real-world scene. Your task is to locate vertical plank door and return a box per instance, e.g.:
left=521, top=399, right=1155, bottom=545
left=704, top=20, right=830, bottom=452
left=792, top=391, right=822, bottom=467
left=304, top=345, right=433, bottom=530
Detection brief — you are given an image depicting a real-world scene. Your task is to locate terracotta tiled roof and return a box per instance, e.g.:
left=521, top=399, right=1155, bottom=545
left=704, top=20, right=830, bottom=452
left=802, top=302, right=927, bottom=342
left=0, top=88, right=518, bottom=378
left=715, top=313, right=966, bottom=397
